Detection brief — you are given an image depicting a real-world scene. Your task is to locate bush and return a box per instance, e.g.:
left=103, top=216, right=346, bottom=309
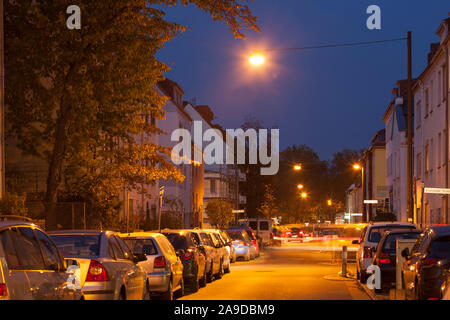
left=0, top=192, right=28, bottom=217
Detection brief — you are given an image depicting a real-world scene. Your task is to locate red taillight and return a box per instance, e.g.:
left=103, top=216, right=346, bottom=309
left=154, top=256, right=166, bottom=268
left=86, top=260, right=109, bottom=282
left=239, top=240, right=246, bottom=246
left=423, top=258, right=438, bottom=266
left=299, top=231, right=304, bottom=235
left=0, top=283, right=7, bottom=297
left=379, top=252, right=391, bottom=264
left=363, top=246, right=372, bottom=258
left=183, top=249, right=194, bottom=261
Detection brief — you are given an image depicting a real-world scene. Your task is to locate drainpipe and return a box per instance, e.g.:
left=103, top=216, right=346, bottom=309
left=445, top=44, right=449, bottom=224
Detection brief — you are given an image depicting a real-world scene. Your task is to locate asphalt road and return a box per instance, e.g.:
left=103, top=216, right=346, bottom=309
left=181, top=242, right=370, bottom=300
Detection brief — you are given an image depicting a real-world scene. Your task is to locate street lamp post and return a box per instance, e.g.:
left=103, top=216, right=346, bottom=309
left=354, top=164, right=366, bottom=222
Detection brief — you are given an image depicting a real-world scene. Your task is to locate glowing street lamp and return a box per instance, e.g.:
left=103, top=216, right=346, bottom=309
left=297, top=184, right=304, bottom=190
left=249, top=51, right=265, bottom=66
left=293, top=164, right=302, bottom=171
left=301, top=192, right=307, bottom=199
left=353, top=164, right=361, bottom=170
left=327, top=199, right=332, bottom=206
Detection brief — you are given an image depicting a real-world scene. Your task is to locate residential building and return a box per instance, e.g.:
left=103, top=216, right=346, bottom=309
left=345, top=181, right=363, bottom=223
left=413, top=17, right=450, bottom=227
left=362, top=129, right=387, bottom=221
left=383, top=80, right=413, bottom=222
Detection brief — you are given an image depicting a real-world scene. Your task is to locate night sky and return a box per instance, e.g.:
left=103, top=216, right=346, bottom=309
left=158, top=0, right=450, bottom=161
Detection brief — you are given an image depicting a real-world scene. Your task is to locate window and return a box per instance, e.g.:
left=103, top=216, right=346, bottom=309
left=430, top=236, right=450, bottom=258
left=123, top=238, right=157, bottom=255
left=14, top=227, right=45, bottom=270
left=35, top=229, right=62, bottom=270
left=51, top=234, right=101, bottom=258
left=437, top=133, right=442, bottom=168
left=425, top=89, right=430, bottom=115
left=108, top=236, right=125, bottom=259
left=425, top=144, right=430, bottom=172
left=260, top=221, right=270, bottom=231
left=438, top=71, right=442, bottom=104
left=417, top=153, right=422, bottom=178
left=0, top=229, right=20, bottom=269
left=443, top=65, right=447, bottom=102
left=416, top=101, right=422, bottom=126
left=200, top=233, right=213, bottom=246
left=115, top=236, right=134, bottom=260
left=431, top=138, right=434, bottom=171
left=210, top=179, right=216, bottom=194
left=430, top=80, right=434, bottom=110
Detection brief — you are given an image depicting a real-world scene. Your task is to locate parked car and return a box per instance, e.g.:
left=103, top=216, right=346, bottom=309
left=353, top=221, right=417, bottom=283
left=49, top=230, right=148, bottom=300
left=204, top=229, right=231, bottom=274
left=372, top=229, right=422, bottom=293
left=226, top=229, right=256, bottom=261
left=219, top=230, right=236, bottom=263
left=244, top=219, right=273, bottom=247
left=162, top=230, right=207, bottom=293
left=441, top=273, right=450, bottom=300
left=119, top=232, right=184, bottom=300
left=401, top=225, right=450, bottom=300
left=0, top=221, right=82, bottom=300
left=195, top=230, right=221, bottom=283
left=228, top=226, right=260, bottom=257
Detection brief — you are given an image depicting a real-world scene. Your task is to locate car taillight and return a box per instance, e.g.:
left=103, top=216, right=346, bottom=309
left=299, top=231, right=304, bottom=235
left=363, top=246, right=372, bottom=258
left=86, top=260, right=109, bottom=282
left=0, top=283, right=7, bottom=297
left=184, top=249, right=194, bottom=261
left=239, top=240, right=246, bottom=246
left=423, top=258, right=438, bottom=266
left=379, top=252, right=391, bottom=264
left=154, top=256, right=166, bottom=268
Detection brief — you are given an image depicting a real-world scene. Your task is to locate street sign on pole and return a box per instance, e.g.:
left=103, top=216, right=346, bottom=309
left=232, top=210, right=245, bottom=214
left=364, top=200, right=378, bottom=204
left=424, top=188, right=450, bottom=195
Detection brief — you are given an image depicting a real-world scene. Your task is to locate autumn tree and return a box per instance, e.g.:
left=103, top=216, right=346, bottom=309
left=5, top=1, right=259, bottom=230
left=205, top=199, right=234, bottom=229
left=258, top=184, right=277, bottom=218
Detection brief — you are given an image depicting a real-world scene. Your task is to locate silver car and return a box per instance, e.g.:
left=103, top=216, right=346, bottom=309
left=120, top=232, right=184, bottom=300
left=0, top=221, right=82, bottom=300
left=49, top=230, right=149, bottom=300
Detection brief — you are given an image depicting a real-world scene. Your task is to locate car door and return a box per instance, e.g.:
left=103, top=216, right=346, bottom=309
left=190, top=233, right=205, bottom=279
left=11, top=226, right=56, bottom=300
left=33, top=228, right=79, bottom=300
left=158, top=236, right=183, bottom=288
left=0, top=228, right=31, bottom=300
left=114, top=235, right=144, bottom=300
left=404, top=233, right=427, bottom=297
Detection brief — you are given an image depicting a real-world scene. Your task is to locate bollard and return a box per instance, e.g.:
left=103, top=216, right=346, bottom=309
left=342, top=246, right=348, bottom=278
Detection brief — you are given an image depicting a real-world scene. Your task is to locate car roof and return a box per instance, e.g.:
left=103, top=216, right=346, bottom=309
left=428, top=225, right=450, bottom=237
left=368, top=222, right=416, bottom=228
left=47, top=230, right=109, bottom=235
left=118, top=232, right=160, bottom=238
left=0, top=221, right=40, bottom=229
left=384, top=229, right=422, bottom=235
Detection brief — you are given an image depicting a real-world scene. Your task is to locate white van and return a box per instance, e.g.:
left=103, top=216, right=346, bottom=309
left=238, top=219, right=273, bottom=246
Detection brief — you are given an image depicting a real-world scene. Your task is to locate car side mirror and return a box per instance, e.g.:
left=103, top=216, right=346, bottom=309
left=401, top=248, right=410, bottom=259
left=133, top=253, right=147, bottom=263
left=176, top=249, right=185, bottom=257
left=352, top=240, right=360, bottom=245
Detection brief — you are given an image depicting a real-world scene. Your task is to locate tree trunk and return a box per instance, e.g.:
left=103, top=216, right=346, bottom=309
left=44, top=109, right=69, bottom=230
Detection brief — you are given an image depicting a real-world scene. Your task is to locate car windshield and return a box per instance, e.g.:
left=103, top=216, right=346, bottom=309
left=50, top=234, right=101, bottom=258
left=430, top=236, right=450, bottom=258
left=122, top=238, right=157, bottom=255
left=368, top=226, right=415, bottom=243
left=382, top=232, right=421, bottom=253
left=163, top=233, right=188, bottom=250
left=227, top=230, right=245, bottom=241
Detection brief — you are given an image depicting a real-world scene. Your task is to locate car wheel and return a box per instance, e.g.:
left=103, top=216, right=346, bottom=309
left=215, top=261, right=223, bottom=279
left=224, top=261, right=231, bottom=274
left=143, top=280, right=151, bottom=300
left=175, top=277, right=184, bottom=299
left=118, top=288, right=126, bottom=300
left=191, top=271, right=199, bottom=293
left=161, top=278, right=174, bottom=300
left=199, top=267, right=207, bottom=288
left=206, top=263, right=214, bottom=283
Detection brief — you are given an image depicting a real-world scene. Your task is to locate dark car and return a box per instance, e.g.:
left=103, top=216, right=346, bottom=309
left=372, top=229, right=422, bottom=293
left=162, top=230, right=207, bottom=293
left=402, top=226, right=450, bottom=300
left=192, top=230, right=220, bottom=283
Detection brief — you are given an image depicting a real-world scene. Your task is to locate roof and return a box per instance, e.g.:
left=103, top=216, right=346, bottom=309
left=157, top=78, right=192, bottom=121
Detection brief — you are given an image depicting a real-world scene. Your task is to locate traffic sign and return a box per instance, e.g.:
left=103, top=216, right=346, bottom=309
left=364, top=200, right=378, bottom=204
left=424, top=187, right=450, bottom=195
left=232, top=210, right=245, bottom=214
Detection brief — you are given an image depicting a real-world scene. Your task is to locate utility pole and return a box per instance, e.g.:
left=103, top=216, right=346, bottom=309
left=158, top=186, right=164, bottom=233
left=407, top=31, right=414, bottom=223
left=0, top=0, right=5, bottom=199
